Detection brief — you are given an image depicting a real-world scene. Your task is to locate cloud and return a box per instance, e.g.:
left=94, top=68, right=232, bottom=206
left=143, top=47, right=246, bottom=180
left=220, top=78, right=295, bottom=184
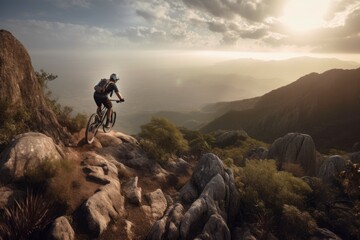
left=182, top=0, right=286, bottom=22
left=0, top=19, right=126, bottom=50
left=50, top=0, right=91, bottom=8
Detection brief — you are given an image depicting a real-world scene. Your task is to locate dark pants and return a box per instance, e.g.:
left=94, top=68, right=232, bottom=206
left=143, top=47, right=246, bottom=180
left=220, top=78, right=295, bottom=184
left=93, top=92, right=112, bottom=109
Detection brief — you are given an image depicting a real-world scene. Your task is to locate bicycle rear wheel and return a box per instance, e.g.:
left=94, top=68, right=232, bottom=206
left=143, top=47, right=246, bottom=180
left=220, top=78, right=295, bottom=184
left=86, top=113, right=99, bottom=144
left=103, top=111, right=116, bottom=133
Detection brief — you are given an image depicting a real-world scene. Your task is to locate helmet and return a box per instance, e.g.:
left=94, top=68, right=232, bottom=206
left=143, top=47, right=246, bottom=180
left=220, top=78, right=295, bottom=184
left=110, top=73, right=119, bottom=81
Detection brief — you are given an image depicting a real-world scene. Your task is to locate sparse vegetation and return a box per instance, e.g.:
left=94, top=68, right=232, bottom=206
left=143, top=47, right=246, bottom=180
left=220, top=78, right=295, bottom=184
left=139, top=117, right=189, bottom=163
left=0, top=189, right=59, bottom=240
left=0, top=99, right=31, bottom=147
left=36, top=70, right=87, bottom=133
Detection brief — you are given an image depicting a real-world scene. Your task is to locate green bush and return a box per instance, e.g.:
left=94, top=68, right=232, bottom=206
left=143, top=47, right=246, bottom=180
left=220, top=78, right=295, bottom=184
left=180, top=128, right=215, bottom=157
left=139, top=117, right=189, bottom=162
left=24, top=158, right=75, bottom=185
left=238, top=160, right=312, bottom=220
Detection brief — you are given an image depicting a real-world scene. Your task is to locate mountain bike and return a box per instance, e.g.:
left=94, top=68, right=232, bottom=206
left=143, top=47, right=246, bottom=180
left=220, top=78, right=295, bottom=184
left=85, top=100, right=120, bottom=144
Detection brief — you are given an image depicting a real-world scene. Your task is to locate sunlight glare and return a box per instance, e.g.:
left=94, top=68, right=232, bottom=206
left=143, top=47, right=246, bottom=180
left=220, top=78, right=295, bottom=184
left=281, top=0, right=330, bottom=32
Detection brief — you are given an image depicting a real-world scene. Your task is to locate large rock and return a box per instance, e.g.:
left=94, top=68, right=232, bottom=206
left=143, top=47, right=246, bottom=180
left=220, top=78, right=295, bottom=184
left=81, top=152, right=124, bottom=236
left=123, top=176, right=142, bottom=205
left=148, top=153, right=240, bottom=240
left=145, top=189, right=167, bottom=221
left=0, top=30, right=70, bottom=143
left=47, top=216, right=75, bottom=240
left=318, top=155, right=346, bottom=181
left=0, top=132, right=64, bottom=181
left=268, top=133, right=317, bottom=176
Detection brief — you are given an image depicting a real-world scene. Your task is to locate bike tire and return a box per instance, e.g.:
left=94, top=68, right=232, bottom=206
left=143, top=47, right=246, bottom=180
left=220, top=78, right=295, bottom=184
left=103, top=111, right=116, bottom=133
left=85, top=113, right=99, bottom=144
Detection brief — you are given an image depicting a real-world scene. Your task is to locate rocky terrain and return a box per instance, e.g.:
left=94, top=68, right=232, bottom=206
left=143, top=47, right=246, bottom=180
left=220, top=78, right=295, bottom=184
left=0, top=30, right=359, bottom=240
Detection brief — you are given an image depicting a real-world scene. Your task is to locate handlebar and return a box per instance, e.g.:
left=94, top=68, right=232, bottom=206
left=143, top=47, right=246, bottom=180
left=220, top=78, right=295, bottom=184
left=109, top=99, right=124, bottom=102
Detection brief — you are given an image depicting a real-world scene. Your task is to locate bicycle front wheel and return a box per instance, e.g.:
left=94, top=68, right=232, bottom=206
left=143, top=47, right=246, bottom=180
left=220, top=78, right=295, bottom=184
left=86, top=113, right=99, bottom=144
left=103, top=111, right=116, bottom=133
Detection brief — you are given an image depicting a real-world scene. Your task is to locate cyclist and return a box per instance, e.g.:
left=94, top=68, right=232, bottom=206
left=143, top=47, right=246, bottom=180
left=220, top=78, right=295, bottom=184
left=93, top=73, right=124, bottom=127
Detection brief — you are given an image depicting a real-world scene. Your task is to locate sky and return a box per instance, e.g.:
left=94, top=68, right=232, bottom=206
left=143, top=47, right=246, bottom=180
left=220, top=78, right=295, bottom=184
left=1, top=0, right=360, bottom=134
left=1, top=0, right=360, bottom=54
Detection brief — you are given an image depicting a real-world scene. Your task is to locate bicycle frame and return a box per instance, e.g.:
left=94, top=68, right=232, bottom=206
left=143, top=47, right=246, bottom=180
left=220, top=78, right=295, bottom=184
left=85, top=100, right=119, bottom=144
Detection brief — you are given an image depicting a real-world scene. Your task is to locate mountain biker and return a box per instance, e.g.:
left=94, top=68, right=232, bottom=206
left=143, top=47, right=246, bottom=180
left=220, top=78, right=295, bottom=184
left=93, top=73, right=124, bottom=127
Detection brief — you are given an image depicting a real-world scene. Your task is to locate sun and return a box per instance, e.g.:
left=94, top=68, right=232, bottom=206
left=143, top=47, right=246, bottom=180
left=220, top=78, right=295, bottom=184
left=280, top=0, right=330, bottom=32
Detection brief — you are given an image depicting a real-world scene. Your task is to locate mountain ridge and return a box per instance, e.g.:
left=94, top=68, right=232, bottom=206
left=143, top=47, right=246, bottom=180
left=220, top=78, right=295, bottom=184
left=202, top=67, right=360, bottom=150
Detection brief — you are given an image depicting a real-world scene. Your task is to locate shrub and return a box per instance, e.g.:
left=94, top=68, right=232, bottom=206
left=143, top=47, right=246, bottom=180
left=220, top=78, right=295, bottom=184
left=180, top=128, right=215, bottom=157
left=0, top=189, right=58, bottom=240
left=238, top=160, right=312, bottom=220
left=36, top=70, right=87, bottom=133
left=279, top=204, right=317, bottom=239
left=139, top=117, right=189, bottom=162
left=0, top=100, right=31, bottom=147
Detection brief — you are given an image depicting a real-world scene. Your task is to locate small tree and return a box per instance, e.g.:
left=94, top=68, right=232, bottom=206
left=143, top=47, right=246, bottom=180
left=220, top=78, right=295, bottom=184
left=139, top=117, right=189, bottom=162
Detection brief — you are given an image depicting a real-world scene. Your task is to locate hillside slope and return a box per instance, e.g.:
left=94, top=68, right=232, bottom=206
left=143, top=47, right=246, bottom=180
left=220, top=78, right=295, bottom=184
left=0, top=30, right=70, bottom=144
left=202, top=68, right=360, bottom=150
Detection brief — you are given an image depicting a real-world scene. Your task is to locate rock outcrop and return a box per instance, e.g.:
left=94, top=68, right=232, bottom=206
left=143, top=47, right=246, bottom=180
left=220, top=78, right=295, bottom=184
left=0, top=30, right=70, bottom=144
left=268, top=133, right=317, bottom=176
left=318, top=155, right=346, bottom=181
left=81, top=152, right=125, bottom=237
left=148, top=153, right=240, bottom=240
left=0, top=132, right=64, bottom=181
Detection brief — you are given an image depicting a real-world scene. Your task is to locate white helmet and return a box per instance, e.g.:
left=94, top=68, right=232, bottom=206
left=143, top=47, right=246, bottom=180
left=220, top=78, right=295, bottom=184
left=110, top=73, right=119, bottom=81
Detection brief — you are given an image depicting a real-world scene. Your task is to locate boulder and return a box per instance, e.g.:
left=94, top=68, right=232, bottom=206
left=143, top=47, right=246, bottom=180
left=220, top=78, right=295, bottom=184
left=215, top=130, right=248, bottom=147
left=268, top=133, right=317, bottom=176
left=47, top=216, right=75, bottom=240
left=318, top=155, right=346, bottom=181
left=350, top=151, right=360, bottom=164
left=123, top=176, right=142, bottom=205
left=163, top=157, right=192, bottom=175
left=148, top=153, right=241, bottom=240
left=96, top=131, right=122, bottom=147
left=0, top=132, right=64, bottom=181
left=145, top=189, right=167, bottom=220
left=244, top=147, right=268, bottom=160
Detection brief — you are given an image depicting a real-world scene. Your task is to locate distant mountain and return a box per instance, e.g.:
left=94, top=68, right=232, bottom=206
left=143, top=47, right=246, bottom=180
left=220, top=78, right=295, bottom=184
left=202, top=68, right=360, bottom=150
left=213, top=56, right=359, bottom=84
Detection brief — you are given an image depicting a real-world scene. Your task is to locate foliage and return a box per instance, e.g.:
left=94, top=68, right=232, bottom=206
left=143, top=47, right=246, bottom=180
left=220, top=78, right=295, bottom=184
left=36, top=70, right=87, bottom=133
left=45, top=159, right=78, bottom=213
left=35, top=69, right=57, bottom=88
left=0, top=189, right=58, bottom=240
left=180, top=128, right=215, bottom=157
left=340, top=162, right=360, bottom=202
left=0, top=99, right=31, bottom=147
left=237, top=160, right=312, bottom=222
left=279, top=204, right=317, bottom=240
left=139, top=117, right=189, bottom=162
left=212, top=137, right=268, bottom=166
left=24, top=158, right=75, bottom=184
